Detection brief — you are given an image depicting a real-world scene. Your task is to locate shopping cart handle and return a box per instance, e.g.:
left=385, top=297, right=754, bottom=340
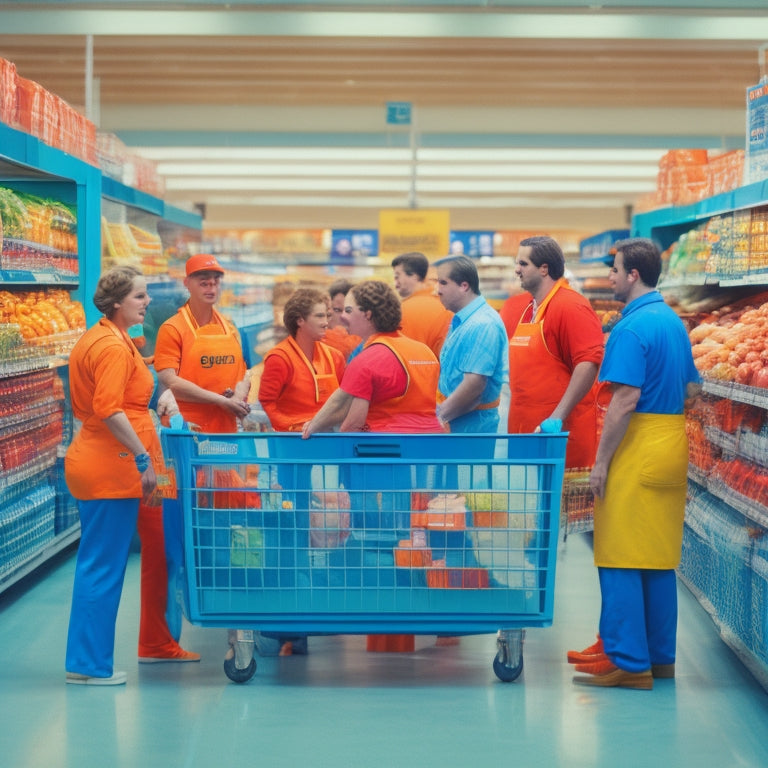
left=354, top=442, right=402, bottom=458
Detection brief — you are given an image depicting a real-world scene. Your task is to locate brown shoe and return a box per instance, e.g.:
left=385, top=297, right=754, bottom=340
left=652, top=663, right=675, bottom=679
left=573, top=667, right=653, bottom=690
left=567, top=635, right=604, bottom=664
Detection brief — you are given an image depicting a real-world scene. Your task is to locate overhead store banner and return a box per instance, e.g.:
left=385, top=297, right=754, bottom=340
left=450, top=231, right=494, bottom=258
left=330, top=229, right=378, bottom=262
left=378, top=209, right=450, bottom=260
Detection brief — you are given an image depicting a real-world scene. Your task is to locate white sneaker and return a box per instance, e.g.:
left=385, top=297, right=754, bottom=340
left=66, top=671, right=127, bottom=686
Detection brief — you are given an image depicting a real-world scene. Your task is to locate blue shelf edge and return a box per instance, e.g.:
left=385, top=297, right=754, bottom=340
left=101, top=176, right=202, bottom=229
left=633, top=179, right=768, bottom=236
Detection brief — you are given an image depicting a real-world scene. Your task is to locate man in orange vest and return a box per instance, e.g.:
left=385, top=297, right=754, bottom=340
left=154, top=254, right=251, bottom=433
left=507, top=236, right=604, bottom=469
left=391, top=252, right=453, bottom=358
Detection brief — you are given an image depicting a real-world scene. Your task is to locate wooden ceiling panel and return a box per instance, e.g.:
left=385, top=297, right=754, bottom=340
left=0, top=35, right=761, bottom=110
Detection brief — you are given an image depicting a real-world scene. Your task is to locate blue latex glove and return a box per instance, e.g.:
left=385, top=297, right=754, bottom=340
left=538, top=418, right=563, bottom=433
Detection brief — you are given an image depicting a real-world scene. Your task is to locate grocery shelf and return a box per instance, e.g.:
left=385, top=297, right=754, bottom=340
left=0, top=522, right=79, bottom=596
left=101, top=176, right=201, bottom=231
left=0, top=270, right=78, bottom=286
left=702, top=379, right=768, bottom=409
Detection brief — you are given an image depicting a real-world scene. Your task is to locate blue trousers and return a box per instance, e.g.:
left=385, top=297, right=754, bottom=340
left=598, top=566, right=677, bottom=673
left=66, top=498, right=139, bottom=677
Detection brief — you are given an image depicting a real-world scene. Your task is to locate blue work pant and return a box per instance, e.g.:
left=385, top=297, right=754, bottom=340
left=598, top=566, right=677, bottom=673
left=65, top=497, right=139, bottom=677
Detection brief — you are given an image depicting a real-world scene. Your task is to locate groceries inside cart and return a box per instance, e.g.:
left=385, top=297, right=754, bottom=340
left=161, top=431, right=567, bottom=683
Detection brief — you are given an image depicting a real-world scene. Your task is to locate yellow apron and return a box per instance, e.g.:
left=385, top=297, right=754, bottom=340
left=593, top=412, right=688, bottom=569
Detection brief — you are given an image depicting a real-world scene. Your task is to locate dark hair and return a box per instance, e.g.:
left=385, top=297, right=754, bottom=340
left=433, top=255, right=480, bottom=294
left=519, top=236, right=565, bottom=280
left=282, top=288, right=329, bottom=336
left=350, top=280, right=402, bottom=333
left=614, top=237, right=662, bottom=288
left=391, top=252, right=429, bottom=281
left=93, top=265, right=143, bottom=319
left=328, top=278, right=354, bottom=300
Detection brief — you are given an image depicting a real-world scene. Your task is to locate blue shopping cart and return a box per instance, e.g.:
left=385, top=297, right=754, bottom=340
left=161, top=430, right=567, bottom=683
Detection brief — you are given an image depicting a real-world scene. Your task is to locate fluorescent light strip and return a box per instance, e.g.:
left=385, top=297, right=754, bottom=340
left=166, top=177, right=653, bottom=193
left=157, top=162, right=658, bottom=179
left=137, top=146, right=668, bottom=164
left=173, top=193, right=638, bottom=209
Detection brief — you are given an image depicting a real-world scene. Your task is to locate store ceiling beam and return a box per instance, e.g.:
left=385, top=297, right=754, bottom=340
left=1, top=9, right=768, bottom=41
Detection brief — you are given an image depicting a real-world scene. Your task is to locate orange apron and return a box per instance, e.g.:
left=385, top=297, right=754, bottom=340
left=175, top=304, right=246, bottom=433
left=363, top=333, right=440, bottom=433
left=508, top=280, right=598, bottom=469
left=262, top=336, right=342, bottom=431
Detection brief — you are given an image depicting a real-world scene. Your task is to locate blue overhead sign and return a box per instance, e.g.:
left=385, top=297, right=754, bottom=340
left=386, top=102, right=412, bottom=125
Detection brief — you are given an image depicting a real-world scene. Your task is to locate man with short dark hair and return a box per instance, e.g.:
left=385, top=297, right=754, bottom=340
left=571, top=238, right=700, bottom=690
left=434, top=255, right=507, bottom=433
left=507, top=235, right=604, bottom=469
left=391, top=251, right=452, bottom=357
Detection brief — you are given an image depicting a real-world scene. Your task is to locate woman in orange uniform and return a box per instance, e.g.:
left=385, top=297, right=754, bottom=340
left=258, top=288, right=346, bottom=431
left=64, top=266, right=194, bottom=685
left=154, top=254, right=251, bottom=434
left=302, top=280, right=441, bottom=436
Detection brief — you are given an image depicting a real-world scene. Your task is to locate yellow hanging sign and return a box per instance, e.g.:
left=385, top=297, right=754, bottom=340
left=378, top=209, right=450, bottom=260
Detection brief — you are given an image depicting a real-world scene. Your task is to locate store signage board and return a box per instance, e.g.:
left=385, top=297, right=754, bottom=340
left=330, top=229, right=378, bottom=262
left=378, top=209, right=450, bottom=259
left=450, top=231, right=495, bottom=258
left=746, top=81, right=768, bottom=185
left=386, top=102, right=412, bottom=125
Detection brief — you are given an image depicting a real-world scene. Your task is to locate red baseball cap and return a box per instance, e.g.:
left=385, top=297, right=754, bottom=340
left=185, top=253, right=225, bottom=276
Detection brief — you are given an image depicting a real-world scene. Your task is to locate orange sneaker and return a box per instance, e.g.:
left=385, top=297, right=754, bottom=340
left=566, top=635, right=605, bottom=664
left=574, top=658, right=616, bottom=676
left=139, top=648, right=201, bottom=664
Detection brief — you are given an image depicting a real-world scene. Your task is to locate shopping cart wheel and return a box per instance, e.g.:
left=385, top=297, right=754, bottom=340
left=224, top=655, right=257, bottom=684
left=224, top=629, right=257, bottom=683
left=493, top=628, right=524, bottom=683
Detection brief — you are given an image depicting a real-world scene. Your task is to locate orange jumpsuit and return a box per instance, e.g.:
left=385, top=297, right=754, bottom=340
left=154, top=303, right=246, bottom=433
left=399, top=287, right=453, bottom=358
left=259, top=336, right=345, bottom=431
left=65, top=319, right=185, bottom=669
left=507, top=279, right=604, bottom=469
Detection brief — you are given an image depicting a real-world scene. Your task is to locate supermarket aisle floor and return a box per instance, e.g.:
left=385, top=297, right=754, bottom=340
left=2, top=533, right=768, bottom=768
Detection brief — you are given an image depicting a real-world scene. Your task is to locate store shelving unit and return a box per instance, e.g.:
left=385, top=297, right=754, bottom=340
left=633, top=182, right=768, bottom=678
left=0, top=120, right=201, bottom=593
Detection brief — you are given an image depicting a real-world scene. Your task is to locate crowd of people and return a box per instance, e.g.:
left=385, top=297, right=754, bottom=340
left=64, top=237, right=698, bottom=691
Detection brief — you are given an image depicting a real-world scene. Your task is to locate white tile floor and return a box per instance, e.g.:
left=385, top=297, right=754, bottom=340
left=2, top=532, right=768, bottom=768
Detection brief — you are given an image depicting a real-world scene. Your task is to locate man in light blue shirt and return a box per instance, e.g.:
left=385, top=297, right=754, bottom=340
left=434, top=255, right=509, bottom=433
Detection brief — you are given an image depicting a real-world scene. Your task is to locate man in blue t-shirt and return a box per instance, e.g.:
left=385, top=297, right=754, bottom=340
left=433, top=255, right=508, bottom=433
left=570, top=238, right=700, bottom=691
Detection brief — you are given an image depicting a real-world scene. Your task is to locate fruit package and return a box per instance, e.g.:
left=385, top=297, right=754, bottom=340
left=0, top=288, right=85, bottom=342
left=689, top=292, right=768, bottom=385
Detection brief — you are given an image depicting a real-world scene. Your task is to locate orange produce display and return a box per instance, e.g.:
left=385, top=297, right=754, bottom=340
left=0, top=288, right=85, bottom=341
left=689, top=294, right=768, bottom=386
